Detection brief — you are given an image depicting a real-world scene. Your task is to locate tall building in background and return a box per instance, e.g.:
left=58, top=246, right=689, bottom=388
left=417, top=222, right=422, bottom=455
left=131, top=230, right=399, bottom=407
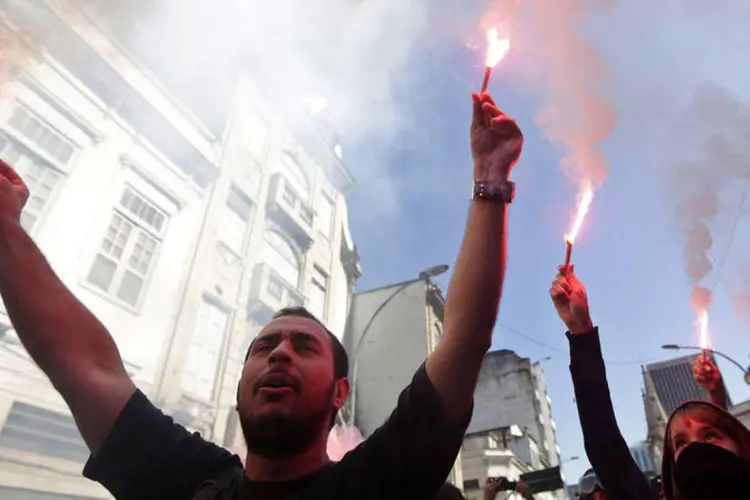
left=463, top=350, right=565, bottom=500
left=641, top=353, right=729, bottom=470
left=629, top=441, right=655, bottom=475
left=0, top=1, right=360, bottom=497
left=342, top=271, right=463, bottom=487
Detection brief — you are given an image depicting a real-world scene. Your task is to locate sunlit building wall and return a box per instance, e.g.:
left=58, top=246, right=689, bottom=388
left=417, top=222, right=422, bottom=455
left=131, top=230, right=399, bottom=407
left=158, top=73, right=361, bottom=455
left=0, top=2, right=360, bottom=498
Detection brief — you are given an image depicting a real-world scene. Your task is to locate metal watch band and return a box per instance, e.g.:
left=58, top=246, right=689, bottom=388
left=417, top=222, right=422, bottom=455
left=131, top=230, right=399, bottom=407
left=472, top=179, right=515, bottom=203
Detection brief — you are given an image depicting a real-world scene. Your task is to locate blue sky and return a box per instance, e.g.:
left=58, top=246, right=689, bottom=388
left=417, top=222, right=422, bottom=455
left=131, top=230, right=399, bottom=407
left=345, top=0, right=750, bottom=482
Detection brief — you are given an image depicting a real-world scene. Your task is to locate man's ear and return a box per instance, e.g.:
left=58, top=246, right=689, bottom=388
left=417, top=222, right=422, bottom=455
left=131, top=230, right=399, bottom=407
left=332, top=377, right=350, bottom=411
left=235, top=379, right=242, bottom=411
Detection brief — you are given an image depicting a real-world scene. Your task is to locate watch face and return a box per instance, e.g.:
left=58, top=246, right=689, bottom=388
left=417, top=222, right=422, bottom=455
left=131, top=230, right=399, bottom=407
left=473, top=180, right=513, bottom=202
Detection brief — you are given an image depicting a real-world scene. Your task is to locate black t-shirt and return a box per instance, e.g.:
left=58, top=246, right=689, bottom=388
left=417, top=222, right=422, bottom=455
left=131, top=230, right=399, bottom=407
left=83, top=363, right=470, bottom=499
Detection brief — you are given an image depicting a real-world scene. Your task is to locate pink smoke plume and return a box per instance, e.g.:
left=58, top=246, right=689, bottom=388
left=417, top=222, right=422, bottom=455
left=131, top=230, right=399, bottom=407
left=479, top=0, right=617, bottom=187
left=0, top=23, right=38, bottom=92
left=327, top=425, right=364, bottom=461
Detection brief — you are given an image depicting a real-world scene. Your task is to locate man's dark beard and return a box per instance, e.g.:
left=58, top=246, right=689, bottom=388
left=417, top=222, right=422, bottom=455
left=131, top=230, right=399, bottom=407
left=240, top=387, right=333, bottom=459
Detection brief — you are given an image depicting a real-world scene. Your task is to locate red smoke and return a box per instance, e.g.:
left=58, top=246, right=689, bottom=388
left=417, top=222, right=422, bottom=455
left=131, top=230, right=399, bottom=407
left=327, top=425, right=364, bottom=461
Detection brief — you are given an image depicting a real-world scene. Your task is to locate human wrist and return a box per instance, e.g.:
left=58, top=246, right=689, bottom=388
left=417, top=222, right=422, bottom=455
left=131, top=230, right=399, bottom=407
left=474, top=160, right=511, bottom=182
left=567, top=317, right=594, bottom=335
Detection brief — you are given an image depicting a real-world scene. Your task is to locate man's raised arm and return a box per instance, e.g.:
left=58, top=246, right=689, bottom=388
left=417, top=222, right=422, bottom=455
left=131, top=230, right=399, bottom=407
left=426, top=92, right=523, bottom=426
left=0, top=159, right=134, bottom=455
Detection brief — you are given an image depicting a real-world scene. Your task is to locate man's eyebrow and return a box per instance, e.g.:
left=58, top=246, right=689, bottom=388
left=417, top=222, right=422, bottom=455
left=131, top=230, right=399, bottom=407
left=291, top=331, right=322, bottom=343
left=253, top=332, right=282, bottom=345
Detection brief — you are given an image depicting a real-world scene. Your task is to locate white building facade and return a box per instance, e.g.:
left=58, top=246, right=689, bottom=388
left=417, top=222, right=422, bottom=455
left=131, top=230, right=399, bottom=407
left=0, top=1, right=360, bottom=498
left=464, top=350, right=566, bottom=500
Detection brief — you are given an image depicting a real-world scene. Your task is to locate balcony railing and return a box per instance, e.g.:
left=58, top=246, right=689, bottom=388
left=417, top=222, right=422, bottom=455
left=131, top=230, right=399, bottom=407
left=266, top=173, right=315, bottom=250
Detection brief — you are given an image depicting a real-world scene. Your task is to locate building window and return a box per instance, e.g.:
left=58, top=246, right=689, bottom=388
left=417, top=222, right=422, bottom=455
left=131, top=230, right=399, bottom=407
left=316, top=193, right=335, bottom=240
left=218, top=186, right=252, bottom=254
left=86, top=187, right=166, bottom=307
left=7, top=105, right=75, bottom=166
left=0, top=401, right=89, bottom=463
left=181, top=297, right=230, bottom=401
left=487, top=436, right=498, bottom=449
left=282, top=183, right=297, bottom=206
left=308, top=266, right=328, bottom=321
left=463, top=479, right=480, bottom=491
left=262, top=230, right=300, bottom=287
left=267, top=274, right=284, bottom=299
left=0, top=133, right=65, bottom=232
left=280, top=151, right=309, bottom=199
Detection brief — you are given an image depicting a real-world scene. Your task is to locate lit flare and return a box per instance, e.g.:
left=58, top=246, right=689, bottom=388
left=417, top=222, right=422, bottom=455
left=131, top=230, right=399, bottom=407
left=698, top=309, right=709, bottom=351
left=563, top=184, right=594, bottom=267
left=480, top=28, right=511, bottom=93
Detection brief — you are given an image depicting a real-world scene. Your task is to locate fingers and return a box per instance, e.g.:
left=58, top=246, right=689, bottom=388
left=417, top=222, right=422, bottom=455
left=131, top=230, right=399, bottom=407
left=489, top=116, right=523, bottom=141
left=482, top=101, right=502, bottom=118
left=471, top=92, right=485, bottom=129
left=473, top=91, right=509, bottom=126
left=557, top=264, right=575, bottom=276
left=550, top=282, right=570, bottom=305
left=0, top=158, right=23, bottom=185
left=480, top=91, right=499, bottom=108
left=0, top=158, right=28, bottom=202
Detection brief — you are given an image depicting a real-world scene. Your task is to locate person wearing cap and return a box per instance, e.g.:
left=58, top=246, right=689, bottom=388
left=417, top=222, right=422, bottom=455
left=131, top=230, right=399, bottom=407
left=576, top=469, right=606, bottom=500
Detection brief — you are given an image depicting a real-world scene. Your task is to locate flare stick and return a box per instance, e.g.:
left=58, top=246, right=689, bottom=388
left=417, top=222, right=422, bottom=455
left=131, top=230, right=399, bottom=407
left=480, top=67, right=492, bottom=93
left=564, top=241, right=573, bottom=267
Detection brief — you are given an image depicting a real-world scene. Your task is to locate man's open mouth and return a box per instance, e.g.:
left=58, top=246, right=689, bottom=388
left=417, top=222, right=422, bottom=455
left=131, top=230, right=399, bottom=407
left=261, top=381, right=293, bottom=389
left=256, top=372, right=298, bottom=394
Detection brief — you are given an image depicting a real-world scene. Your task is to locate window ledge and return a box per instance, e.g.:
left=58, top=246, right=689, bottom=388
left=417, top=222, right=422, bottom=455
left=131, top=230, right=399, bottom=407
left=77, top=280, right=143, bottom=315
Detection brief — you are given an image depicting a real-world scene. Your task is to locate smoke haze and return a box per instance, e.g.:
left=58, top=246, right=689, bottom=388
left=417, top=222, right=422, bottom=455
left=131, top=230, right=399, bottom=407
left=125, top=0, right=440, bottom=217
left=0, top=15, right=37, bottom=96
left=666, top=82, right=750, bottom=313
left=480, top=0, right=618, bottom=188
left=1, top=0, right=453, bottom=217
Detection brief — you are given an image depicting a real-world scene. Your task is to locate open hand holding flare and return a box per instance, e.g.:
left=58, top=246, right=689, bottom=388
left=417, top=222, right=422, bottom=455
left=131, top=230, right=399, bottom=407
left=694, top=354, right=721, bottom=393
left=692, top=353, right=729, bottom=409
left=550, top=265, right=594, bottom=334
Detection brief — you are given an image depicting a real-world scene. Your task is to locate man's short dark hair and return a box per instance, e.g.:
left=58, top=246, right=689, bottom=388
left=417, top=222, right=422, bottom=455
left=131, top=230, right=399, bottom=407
left=246, top=306, right=349, bottom=380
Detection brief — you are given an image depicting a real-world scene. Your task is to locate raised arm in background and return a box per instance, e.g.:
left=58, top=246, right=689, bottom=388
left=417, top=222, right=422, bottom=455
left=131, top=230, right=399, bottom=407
left=550, top=265, right=655, bottom=500
left=693, top=353, right=729, bottom=410
left=0, top=159, right=135, bottom=455
left=426, top=91, right=524, bottom=427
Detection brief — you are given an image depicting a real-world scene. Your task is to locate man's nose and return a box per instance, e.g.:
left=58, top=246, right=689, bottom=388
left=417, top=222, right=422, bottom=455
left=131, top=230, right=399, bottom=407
left=268, top=339, right=293, bottom=364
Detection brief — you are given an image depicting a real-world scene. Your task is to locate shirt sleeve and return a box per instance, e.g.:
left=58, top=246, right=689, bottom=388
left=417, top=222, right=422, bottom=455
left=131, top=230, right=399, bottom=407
left=82, top=389, right=242, bottom=500
left=568, top=329, right=656, bottom=500
left=339, top=363, right=471, bottom=498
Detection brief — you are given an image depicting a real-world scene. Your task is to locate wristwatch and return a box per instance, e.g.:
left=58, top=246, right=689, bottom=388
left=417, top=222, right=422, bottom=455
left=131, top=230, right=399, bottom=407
left=472, top=179, right=515, bottom=203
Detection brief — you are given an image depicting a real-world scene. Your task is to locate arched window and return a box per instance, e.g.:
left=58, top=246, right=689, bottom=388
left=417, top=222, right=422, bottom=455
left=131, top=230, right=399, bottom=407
left=280, top=152, right=310, bottom=198
left=262, top=230, right=300, bottom=287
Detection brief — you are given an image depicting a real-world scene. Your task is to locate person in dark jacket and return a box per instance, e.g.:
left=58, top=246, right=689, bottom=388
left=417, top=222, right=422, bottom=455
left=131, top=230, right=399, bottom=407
left=550, top=265, right=655, bottom=500
left=661, top=400, right=750, bottom=499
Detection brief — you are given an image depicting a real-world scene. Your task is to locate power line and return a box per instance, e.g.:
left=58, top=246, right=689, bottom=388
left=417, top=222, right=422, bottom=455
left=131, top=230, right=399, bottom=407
left=711, top=178, right=750, bottom=292
left=497, top=322, right=649, bottom=366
